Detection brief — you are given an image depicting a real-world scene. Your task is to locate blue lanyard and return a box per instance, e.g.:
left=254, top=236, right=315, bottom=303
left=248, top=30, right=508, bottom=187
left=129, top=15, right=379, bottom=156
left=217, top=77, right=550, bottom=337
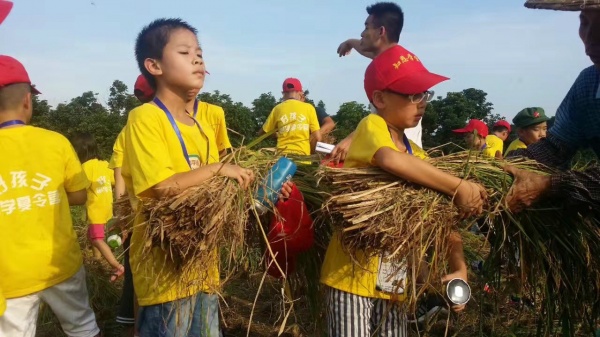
left=0, top=120, right=25, bottom=129
left=402, top=134, right=413, bottom=155
left=187, top=99, right=199, bottom=118
left=153, top=98, right=193, bottom=168
left=388, top=126, right=413, bottom=155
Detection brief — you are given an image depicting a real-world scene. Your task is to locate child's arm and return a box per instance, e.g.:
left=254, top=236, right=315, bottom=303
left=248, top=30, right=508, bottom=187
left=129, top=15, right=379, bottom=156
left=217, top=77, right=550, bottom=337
left=337, top=38, right=376, bottom=59
left=442, top=231, right=468, bottom=312
left=89, top=238, right=124, bottom=281
left=150, top=163, right=254, bottom=199
left=331, top=131, right=355, bottom=164
left=113, top=167, right=126, bottom=200
left=373, top=147, right=487, bottom=218
left=67, top=189, right=87, bottom=205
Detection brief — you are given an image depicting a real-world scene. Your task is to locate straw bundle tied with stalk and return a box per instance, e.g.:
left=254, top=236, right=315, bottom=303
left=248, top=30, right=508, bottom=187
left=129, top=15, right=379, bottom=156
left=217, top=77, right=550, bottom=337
left=318, top=151, right=600, bottom=330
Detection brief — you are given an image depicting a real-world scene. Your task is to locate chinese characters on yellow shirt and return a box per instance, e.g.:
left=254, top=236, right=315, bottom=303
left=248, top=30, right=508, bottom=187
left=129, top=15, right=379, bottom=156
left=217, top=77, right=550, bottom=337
left=0, top=172, right=61, bottom=215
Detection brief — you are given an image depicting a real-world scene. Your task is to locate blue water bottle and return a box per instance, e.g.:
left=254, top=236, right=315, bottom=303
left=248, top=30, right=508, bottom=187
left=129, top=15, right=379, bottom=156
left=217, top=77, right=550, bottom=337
left=254, top=157, right=297, bottom=214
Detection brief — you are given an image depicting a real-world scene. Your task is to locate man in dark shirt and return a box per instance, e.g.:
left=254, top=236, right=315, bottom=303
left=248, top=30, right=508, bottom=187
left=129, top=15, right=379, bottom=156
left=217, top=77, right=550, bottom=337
left=506, top=5, right=600, bottom=214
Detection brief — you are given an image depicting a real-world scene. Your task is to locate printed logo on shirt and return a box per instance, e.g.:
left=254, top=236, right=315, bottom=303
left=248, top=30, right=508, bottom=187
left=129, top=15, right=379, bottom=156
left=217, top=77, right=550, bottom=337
left=278, top=112, right=310, bottom=134
left=0, top=171, right=60, bottom=216
left=95, top=176, right=111, bottom=194
left=189, top=155, right=201, bottom=170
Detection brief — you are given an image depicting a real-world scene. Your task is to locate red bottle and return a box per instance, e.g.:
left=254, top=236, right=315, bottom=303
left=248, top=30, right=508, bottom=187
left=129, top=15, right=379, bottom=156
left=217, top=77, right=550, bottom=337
left=265, top=183, right=314, bottom=278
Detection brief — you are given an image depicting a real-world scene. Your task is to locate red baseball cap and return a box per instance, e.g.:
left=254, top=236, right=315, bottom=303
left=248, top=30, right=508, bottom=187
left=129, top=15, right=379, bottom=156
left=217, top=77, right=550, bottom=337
left=364, top=45, right=449, bottom=101
left=452, top=119, right=489, bottom=138
left=0, top=1, right=13, bottom=25
left=282, top=78, right=303, bottom=93
left=134, top=74, right=154, bottom=103
left=0, top=55, right=41, bottom=94
left=493, top=120, right=511, bottom=133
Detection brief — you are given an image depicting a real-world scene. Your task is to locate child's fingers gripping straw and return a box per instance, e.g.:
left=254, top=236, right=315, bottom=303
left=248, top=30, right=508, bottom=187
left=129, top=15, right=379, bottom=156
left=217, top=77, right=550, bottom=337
left=110, top=264, right=125, bottom=282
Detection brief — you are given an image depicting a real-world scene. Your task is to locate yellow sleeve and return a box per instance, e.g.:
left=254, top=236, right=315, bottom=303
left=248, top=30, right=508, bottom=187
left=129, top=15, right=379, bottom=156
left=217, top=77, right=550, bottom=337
left=63, top=140, right=90, bottom=192
left=307, top=105, right=320, bottom=133
left=409, top=140, right=428, bottom=160
left=345, top=115, right=397, bottom=167
left=262, top=107, right=278, bottom=133
left=213, top=106, right=231, bottom=151
left=125, top=109, right=176, bottom=197
left=0, top=287, right=5, bottom=316
left=109, top=129, right=125, bottom=169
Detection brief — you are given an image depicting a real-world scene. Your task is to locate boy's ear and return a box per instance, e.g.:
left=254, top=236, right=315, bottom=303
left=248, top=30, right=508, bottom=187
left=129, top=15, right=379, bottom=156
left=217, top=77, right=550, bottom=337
left=372, top=90, right=385, bottom=110
left=23, top=92, right=33, bottom=122
left=145, top=58, right=162, bottom=76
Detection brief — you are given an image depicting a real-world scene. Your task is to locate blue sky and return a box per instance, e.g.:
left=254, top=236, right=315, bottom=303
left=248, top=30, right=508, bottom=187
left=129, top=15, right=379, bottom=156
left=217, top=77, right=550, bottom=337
left=0, top=0, right=592, bottom=119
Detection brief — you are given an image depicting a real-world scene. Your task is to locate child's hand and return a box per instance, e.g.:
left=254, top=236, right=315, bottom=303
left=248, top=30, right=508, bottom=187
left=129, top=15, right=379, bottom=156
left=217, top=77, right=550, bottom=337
left=219, top=164, right=255, bottom=189
left=442, top=269, right=468, bottom=313
left=110, top=264, right=125, bottom=282
left=278, top=181, right=294, bottom=202
left=454, top=180, right=487, bottom=219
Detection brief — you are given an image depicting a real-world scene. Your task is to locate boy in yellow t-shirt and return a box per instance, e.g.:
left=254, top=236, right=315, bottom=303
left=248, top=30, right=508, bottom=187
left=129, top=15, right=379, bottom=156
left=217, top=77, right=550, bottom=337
left=260, top=78, right=321, bottom=155
left=320, top=45, right=487, bottom=336
left=453, top=119, right=503, bottom=158
left=0, top=56, right=100, bottom=336
left=122, top=19, right=255, bottom=337
left=506, top=107, right=549, bottom=156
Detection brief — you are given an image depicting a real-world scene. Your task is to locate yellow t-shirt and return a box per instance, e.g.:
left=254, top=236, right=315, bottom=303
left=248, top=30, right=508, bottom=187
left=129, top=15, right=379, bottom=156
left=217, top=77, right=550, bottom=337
left=262, top=99, right=320, bottom=155
left=0, top=126, right=89, bottom=298
left=0, top=287, right=5, bottom=316
left=122, top=103, right=220, bottom=306
left=109, top=129, right=125, bottom=169
left=483, top=135, right=504, bottom=158
left=195, top=102, right=231, bottom=153
left=506, top=139, right=527, bottom=155
left=83, top=159, right=114, bottom=225
left=320, top=114, right=426, bottom=300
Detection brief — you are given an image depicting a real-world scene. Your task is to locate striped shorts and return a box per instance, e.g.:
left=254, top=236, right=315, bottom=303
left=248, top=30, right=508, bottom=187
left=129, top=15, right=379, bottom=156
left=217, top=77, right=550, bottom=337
left=326, top=287, right=407, bottom=337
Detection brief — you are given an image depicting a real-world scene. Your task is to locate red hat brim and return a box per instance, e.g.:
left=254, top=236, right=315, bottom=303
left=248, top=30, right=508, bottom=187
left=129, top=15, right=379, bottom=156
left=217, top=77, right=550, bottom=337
left=31, top=85, right=41, bottom=95
left=0, top=1, right=13, bottom=25
left=452, top=128, right=471, bottom=134
left=387, top=71, right=449, bottom=95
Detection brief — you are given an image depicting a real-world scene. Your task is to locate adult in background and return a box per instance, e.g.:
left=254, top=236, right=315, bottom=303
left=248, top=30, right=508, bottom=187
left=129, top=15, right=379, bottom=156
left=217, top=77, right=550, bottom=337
left=333, top=2, right=424, bottom=161
left=299, top=92, right=336, bottom=136
left=506, top=1, right=600, bottom=214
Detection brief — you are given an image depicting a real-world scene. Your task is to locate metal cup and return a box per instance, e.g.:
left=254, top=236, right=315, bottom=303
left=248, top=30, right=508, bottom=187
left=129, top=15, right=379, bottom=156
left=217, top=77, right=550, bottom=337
left=446, top=278, right=471, bottom=305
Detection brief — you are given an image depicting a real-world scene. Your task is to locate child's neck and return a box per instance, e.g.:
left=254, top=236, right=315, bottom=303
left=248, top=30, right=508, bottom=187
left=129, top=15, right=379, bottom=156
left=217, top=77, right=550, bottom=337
left=386, top=123, right=408, bottom=151
left=154, top=85, right=192, bottom=121
left=0, top=110, right=27, bottom=129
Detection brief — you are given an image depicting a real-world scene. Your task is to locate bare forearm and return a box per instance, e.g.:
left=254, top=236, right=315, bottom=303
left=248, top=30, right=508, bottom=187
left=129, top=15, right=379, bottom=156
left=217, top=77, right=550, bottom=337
left=91, top=239, right=121, bottom=268
left=151, top=163, right=225, bottom=198
left=347, top=39, right=375, bottom=59
left=375, top=149, right=462, bottom=197
left=67, top=189, right=87, bottom=205
left=114, top=167, right=126, bottom=200
left=446, top=231, right=467, bottom=273
left=320, top=119, right=336, bottom=135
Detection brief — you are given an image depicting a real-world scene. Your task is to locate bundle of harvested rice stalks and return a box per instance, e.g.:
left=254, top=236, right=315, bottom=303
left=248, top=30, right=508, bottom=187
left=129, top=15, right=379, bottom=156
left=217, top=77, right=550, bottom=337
left=318, top=151, right=600, bottom=331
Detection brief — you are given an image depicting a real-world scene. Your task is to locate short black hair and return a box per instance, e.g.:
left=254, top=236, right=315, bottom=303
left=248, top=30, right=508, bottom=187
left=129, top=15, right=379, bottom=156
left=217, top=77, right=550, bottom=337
left=0, top=83, right=31, bottom=111
left=366, top=2, right=404, bottom=43
left=71, top=132, right=99, bottom=163
left=134, top=18, right=198, bottom=89
left=492, top=125, right=509, bottom=133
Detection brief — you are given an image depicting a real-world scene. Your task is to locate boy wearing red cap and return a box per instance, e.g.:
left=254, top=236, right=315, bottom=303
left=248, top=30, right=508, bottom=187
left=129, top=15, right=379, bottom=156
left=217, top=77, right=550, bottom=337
left=320, top=45, right=487, bottom=336
left=122, top=19, right=255, bottom=337
left=260, top=78, right=321, bottom=155
left=0, top=56, right=100, bottom=336
left=453, top=119, right=503, bottom=158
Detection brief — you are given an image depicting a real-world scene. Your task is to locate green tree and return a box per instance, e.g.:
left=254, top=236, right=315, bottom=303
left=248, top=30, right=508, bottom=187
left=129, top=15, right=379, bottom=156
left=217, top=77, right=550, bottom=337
left=422, top=88, right=497, bottom=149
left=251, top=92, right=277, bottom=128
left=332, top=101, right=369, bottom=141
left=30, top=95, right=52, bottom=129
left=198, top=90, right=258, bottom=146
left=107, top=80, right=140, bottom=116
